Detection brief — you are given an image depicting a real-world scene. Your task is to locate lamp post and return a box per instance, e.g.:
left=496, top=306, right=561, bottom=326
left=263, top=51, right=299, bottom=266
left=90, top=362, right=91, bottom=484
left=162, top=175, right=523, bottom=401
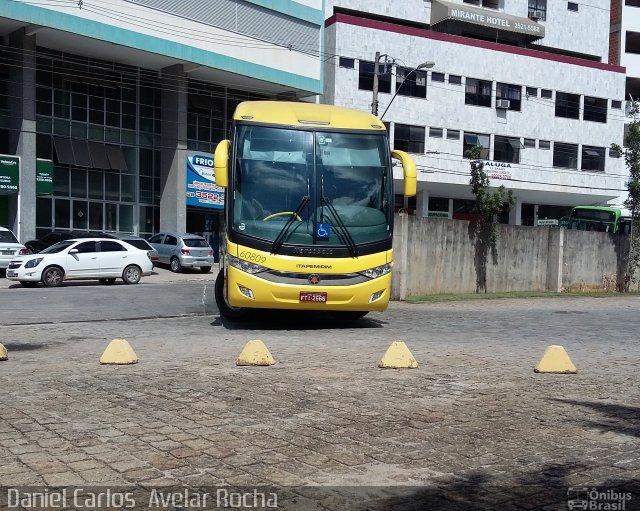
left=379, top=61, right=435, bottom=120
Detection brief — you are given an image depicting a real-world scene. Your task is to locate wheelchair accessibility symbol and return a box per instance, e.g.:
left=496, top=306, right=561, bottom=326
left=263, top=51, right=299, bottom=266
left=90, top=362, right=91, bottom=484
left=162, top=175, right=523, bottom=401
left=316, top=223, right=331, bottom=239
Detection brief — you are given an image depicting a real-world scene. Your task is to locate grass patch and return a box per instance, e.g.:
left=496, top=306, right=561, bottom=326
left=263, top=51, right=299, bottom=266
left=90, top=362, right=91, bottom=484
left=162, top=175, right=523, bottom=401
left=406, top=290, right=640, bottom=303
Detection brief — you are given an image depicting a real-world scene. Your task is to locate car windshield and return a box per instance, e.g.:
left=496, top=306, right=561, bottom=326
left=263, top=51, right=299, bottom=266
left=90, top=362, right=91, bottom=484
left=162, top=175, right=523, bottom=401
left=183, top=238, right=209, bottom=248
left=232, top=125, right=392, bottom=247
left=0, top=230, right=19, bottom=244
left=41, top=240, right=76, bottom=254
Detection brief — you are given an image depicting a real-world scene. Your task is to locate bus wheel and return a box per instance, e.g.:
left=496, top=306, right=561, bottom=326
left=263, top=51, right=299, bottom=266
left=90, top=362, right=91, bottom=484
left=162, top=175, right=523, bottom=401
left=215, top=271, right=248, bottom=321
left=329, top=311, right=369, bottom=320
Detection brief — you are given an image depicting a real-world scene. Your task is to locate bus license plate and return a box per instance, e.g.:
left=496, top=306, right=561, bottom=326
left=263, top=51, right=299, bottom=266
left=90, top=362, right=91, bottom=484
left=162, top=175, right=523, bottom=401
left=300, top=292, right=327, bottom=303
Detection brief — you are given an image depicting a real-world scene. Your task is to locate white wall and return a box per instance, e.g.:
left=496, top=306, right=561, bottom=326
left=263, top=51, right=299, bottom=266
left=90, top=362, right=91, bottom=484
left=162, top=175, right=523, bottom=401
left=326, top=0, right=611, bottom=62
left=621, top=4, right=640, bottom=80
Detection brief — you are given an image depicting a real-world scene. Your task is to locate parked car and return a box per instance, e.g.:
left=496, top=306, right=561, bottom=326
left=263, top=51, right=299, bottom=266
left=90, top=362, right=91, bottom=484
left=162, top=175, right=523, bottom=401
left=148, top=232, right=215, bottom=273
left=0, top=227, right=29, bottom=270
left=6, top=238, right=153, bottom=287
left=117, top=235, right=159, bottom=266
left=24, top=231, right=117, bottom=254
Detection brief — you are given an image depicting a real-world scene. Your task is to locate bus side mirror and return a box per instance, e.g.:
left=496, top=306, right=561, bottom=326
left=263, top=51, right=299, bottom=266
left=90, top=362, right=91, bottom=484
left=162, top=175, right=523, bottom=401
left=391, top=149, right=417, bottom=197
left=214, top=139, right=230, bottom=188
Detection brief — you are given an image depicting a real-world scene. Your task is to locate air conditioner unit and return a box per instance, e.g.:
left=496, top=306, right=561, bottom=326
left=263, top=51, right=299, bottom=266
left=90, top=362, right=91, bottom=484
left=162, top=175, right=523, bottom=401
left=529, top=9, right=543, bottom=20
left=496, top=99, right=510, bottom=109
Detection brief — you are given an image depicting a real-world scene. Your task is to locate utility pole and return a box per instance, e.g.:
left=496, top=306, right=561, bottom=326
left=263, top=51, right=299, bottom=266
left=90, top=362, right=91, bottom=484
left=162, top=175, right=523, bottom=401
left=371, top=51, right=381, bottom=116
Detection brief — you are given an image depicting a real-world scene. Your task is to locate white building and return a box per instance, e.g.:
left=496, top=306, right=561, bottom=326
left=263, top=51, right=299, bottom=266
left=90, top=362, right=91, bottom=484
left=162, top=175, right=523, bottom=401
left=323, top=0, right=628, bottom=225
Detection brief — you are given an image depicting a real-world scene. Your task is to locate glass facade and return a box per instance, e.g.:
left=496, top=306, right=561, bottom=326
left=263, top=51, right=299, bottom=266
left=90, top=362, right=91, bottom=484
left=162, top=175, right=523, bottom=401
left=2, top=47, right=268, bottom=239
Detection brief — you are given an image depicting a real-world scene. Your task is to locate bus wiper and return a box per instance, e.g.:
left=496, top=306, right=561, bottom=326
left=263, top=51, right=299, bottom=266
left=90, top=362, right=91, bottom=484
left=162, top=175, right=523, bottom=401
left=271, top=195, right=310, bottom=254
left=319, top=176, right=358, bottom=257
left=320, top=197, right=359, bottom=257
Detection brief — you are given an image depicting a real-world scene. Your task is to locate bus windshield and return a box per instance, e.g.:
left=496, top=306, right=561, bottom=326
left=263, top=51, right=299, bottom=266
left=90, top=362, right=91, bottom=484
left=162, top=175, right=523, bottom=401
left=232, top=125, right=392, bottom=247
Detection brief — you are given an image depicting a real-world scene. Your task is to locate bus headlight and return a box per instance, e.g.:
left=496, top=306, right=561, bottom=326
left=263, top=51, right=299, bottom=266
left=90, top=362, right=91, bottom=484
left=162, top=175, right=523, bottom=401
left=227, top=254, right=267, bottom=274
left=359, top=263, right=393, bottom=279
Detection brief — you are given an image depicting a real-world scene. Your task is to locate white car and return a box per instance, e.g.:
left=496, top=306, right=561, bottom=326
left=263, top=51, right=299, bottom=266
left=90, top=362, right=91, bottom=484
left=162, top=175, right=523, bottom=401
left=0, top=227, right=28, bottom=270
left=6, top=238, right=153, bottom=288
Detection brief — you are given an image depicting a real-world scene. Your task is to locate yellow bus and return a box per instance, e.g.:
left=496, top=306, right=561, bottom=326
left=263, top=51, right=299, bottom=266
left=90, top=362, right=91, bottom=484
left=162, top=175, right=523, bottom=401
left=213, top=101, right=416, bottom=320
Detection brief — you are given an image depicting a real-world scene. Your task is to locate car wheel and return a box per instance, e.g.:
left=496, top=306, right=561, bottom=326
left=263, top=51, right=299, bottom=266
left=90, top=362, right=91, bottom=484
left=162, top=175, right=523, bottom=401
left=99, top=278, right=116, bottom=285
left=329, top=311, right=369, bottom=320
left=200, top=266, right=212, bottom=273
left=122, top=265, right=142, bottom=285
left=170, top=257, right=182, bottom=273
left=215, top=270, right=248, bottom=321
left=42, top=266, right=64, bottom=287
left=20, top=281, right=39, bottom=288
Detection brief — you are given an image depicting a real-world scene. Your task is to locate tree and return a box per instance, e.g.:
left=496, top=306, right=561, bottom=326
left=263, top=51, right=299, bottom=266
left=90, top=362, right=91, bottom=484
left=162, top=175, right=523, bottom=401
left=466, top=146, right=514, bottom=293
left=612, top=100, right=640, bottom=291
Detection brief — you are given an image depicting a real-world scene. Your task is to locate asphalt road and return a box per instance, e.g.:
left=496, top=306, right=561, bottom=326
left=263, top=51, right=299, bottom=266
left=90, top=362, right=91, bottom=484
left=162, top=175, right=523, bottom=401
left=0, top=269, right=217, bottom=325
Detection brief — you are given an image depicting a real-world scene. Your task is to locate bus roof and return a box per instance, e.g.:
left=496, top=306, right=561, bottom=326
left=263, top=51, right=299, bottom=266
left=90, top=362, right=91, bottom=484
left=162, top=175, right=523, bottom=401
left=233, top=101, right=386, bottom=131
left=573, top=206, right=621, bottom=213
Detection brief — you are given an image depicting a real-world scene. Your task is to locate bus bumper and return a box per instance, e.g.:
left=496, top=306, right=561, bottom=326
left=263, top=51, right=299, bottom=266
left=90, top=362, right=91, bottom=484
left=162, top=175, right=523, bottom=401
left=226, top=266, right=391, bottom=311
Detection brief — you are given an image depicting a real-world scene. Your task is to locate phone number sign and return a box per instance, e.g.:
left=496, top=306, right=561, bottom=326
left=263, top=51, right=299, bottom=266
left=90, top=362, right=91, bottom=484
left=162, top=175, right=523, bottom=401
left=0, top=155, right=19, bottom=193
left=186, top=155, right=224, bottom=209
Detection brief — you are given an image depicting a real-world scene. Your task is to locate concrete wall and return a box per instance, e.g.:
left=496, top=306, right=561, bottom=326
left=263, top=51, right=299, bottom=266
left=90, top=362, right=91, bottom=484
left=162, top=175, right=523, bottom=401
left=391, top=215, right=630, bottom=298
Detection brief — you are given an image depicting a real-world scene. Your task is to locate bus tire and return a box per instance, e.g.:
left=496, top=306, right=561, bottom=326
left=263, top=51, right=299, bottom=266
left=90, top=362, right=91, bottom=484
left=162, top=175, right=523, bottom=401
left=329, top=311, right=368, bottom=320
left=215, top=270, right=248, bottom=321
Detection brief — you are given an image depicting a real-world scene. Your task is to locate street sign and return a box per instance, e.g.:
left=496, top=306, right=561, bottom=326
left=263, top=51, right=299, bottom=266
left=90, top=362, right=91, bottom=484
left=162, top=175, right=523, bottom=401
left=537, top=219, right=558, bottom=226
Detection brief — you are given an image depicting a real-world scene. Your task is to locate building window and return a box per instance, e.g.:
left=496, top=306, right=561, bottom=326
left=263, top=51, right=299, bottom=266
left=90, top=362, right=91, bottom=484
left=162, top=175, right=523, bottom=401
left=431, top=72, right=445, bottom=83
left=612, top=100, right=622, bottom=109
left=541, top=89, right=553, bottom=99
left=582, top=96, right=607, bottom=123
left=524, top=138, right=535, bottom=148
left=358, top=60, right=391, bottom=93
left=465, top=78, right=492, bottom=107
left=553, top=142, right=578, bottom=168
left=339, top=57, right=355, bottom=69
left=627, top=31, right=640, bottom=54
left=539, top=140, right=550, bottom=149
left=428, top=197, right=450, bottom=217
left=396, top=66, right=427, bottom=98
left=568, top=2, right=579, bottom=12
left=609, top=147, right=621, bottom=158
left=528, top=0, right=547, bottom=20
left=463, top=132, right=490, bottom=159
left=555, top=92, right=580, bottom=119
left=526, top=87, right=538, bottom=97
left=429, top=127, right=443, bottom=138
left=581, top=146, right=605, bottom=171
left=496, top=83, right=522, bottom=111
left=394, top=124, right=425, bottom=153
left=449, top=75, right=462, bottom=85
left=447, top=129, right=460, bottom=140
left=494, top=136, right=521, bottom=164
left=463, top=0, right=498, bottom=8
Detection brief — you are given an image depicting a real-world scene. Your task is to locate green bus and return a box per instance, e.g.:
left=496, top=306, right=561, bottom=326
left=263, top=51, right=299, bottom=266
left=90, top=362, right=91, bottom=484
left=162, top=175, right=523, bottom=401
left=559, top=206, right=630, bottom=234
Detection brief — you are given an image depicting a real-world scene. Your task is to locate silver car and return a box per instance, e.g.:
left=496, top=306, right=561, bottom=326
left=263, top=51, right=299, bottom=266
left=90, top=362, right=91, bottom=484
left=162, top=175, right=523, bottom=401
left=148, top=232, right=214, bottom=273
left=0, top=227, right=28, bottom=270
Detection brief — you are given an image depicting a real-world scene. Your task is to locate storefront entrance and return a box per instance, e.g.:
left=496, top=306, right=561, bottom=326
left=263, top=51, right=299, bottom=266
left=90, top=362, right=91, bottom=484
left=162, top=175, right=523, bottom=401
left=186, top=208, right=222, bottom=262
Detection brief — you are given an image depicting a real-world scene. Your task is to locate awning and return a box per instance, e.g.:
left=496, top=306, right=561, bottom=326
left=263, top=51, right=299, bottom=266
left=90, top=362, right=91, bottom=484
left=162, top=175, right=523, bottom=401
left=430, top=0, right=545, bottom=41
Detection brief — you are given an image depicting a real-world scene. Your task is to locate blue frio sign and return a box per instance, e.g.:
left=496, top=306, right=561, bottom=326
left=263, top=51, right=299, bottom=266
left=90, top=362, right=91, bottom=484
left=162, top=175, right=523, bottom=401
left=186, top=154, right=224, bottom=209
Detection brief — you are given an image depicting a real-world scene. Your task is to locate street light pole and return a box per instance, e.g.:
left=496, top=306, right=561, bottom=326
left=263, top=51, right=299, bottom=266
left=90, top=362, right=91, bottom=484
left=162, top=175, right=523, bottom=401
left=371, top=51, right=381, bottom=115
left=379, top=61, right=435, bottom=120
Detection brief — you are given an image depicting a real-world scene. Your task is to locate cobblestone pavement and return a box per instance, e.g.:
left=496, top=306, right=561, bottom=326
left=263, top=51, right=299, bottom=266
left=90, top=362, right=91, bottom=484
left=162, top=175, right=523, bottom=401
left=0, top=284, right=639, bottom=510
